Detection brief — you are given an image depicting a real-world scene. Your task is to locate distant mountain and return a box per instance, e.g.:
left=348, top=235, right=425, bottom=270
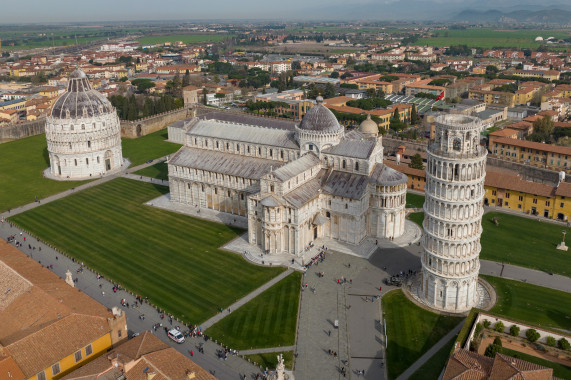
left=453, top=8, right=571, bottom=24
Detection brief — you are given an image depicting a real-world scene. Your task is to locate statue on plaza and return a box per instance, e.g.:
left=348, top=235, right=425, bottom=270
left=65, top=270, right=74, bottom=288
left=276, top=354, right=285, bottom=380
left=557, top=230, right=568, bottom=251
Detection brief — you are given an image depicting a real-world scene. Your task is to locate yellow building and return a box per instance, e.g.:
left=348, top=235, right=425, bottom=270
left=513, top=69, right=560, bottom=81
left=357, top=80, right=394, bottom=94
left=39, top=87, right=60, bottom=98
left=489, top=136, right=571, bottom=171
left=468, top=89, right=515, bottom=107
left=0, top=242, right=127, bottom=380
left=135, top=62, right=148, bottom=71
left=0, top=98, right=26, bottom=111
left=514, top=87, right=536, bottom=105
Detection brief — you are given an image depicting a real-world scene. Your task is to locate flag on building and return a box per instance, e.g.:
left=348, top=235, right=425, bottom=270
left=436, top=91, right=445, bottom=101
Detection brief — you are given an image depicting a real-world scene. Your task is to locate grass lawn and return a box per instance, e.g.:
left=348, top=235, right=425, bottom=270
left=406, top=192, right=425, bottom=209
left=9, top=178, right=284, bottom=324
left=243, top=351, right=294, bottom=370
left=480, top=212, right=571, bottom=277
left=408, top=212, right=425, bottom=227
left=420, top=28, right=571, bottom=49
left=501, top=347, right=571, bottom=379
left=135, top=161, right=169, bottom=180
left=0, top=134, right=90, bottom=213
left=483, top=275, right=571, bottom=331
left=207, top=271, right=301, bottom=350
left=138, top=34, right=233, bottom=45
left=408, top=336, right=456, bottom=380
left=122, top=129, right=181, bottom=167
left=382, top=290, right=464, bottom=380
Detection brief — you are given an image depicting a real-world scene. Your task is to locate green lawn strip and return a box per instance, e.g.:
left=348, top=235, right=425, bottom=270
left=406, top=192, right=425, bottom=209
left=480, top=212, right=570, bottom=277
left=122, top=129, right=181, bottom=167
left=408, top=336, right=456, bottom=380
left=135, top=161, right=169, bottom=180
left=9, top=178, right=284, bottom=323
left=207, top=271, right=302, bottom=350
left=382, top=290, right=464, bottom=380
left=0, top=134, right=91, bottom=212
left=138, top=34, right=233, bottom=45
left=243, top=351, right=294, bottom=371
left=500, top=347, right=571, bottom=379
left=408, top=212, right=424, bottom=227
left=483, top=275, right=571, bottom=331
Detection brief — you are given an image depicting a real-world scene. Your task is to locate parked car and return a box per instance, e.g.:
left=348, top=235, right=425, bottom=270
left=167, top=328, right=185, bottom=343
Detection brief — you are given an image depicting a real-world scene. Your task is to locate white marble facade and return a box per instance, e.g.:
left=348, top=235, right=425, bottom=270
left=420, top=114, right=487, bottom=312
left=168, top=97, right=408, bottom=256
left=46, top=69, right=123, bottom=179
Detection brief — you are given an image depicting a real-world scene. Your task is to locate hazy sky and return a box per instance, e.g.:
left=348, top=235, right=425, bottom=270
left=1, top=0, right=374, bottom=23
left=0, top=0, right=562, bottom=23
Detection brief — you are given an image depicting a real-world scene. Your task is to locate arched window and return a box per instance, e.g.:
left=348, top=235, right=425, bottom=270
left=70, top=125, right=74, bottom=131
left=355, top=162, right=359, bottom=171
left=342, top=160, right=346, bottom=169
left=453, top=138, right=462, bottom=151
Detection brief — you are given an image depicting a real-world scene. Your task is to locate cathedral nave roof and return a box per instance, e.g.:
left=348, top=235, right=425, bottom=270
left=169, top=147, right=282, bottom=180
left=322, top=171, right=370, bottom=200
left=271, top=153, right=320, bottom=182
left=188, top=120, right=299, bottom=149
left=322, top=137, right=377, bottom=160
left=369, top=164, right=408, bottom=187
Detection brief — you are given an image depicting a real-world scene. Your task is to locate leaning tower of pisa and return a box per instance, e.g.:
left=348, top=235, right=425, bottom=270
left=420, top=114, right=487, bottom=312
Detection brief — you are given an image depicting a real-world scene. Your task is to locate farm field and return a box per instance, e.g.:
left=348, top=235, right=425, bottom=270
left=0, top=134, right=90, bottom=213
left=9, top=178, right=284, bottom=324
left=207, top=271, right=301, bottom=349
left=420, top=28, right=571, bottom=49
left=138, top=34, right=233, bottom=45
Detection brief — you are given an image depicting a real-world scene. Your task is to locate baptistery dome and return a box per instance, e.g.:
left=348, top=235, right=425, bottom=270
left=299, top=97, right=343, bottom=133
left=50, top=69, right=115, bottom=119
left=45, top=69, right=124, bottom=180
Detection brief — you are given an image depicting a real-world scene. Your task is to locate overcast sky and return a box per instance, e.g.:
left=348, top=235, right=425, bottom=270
left=0, top=0, right=562, bottom=23
left=1, top=0, right=372, bottom=23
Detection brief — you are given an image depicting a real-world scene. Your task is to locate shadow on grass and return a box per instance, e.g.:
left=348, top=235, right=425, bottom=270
left=42, top=146, right=50, bottom=167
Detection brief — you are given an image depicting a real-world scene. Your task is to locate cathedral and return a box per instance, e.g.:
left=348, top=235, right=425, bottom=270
left=45, top=69, right=123, bottom=180
left=168, top=97, right=408, bottom=256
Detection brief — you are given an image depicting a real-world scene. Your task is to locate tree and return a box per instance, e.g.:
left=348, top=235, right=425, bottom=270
left=484, top=343, right=502, bottom=358
left=410, top=104, right=419, bottom=125
left=486, top=65, right=499, bottom=75
left=558, top=337, right=570, bottom=351
left=494, top=321, right=505, bottom=333
left=409, top=154, right=424, bottom=170
left=526, top=329, right=540, bottom=343
left=202, top=88, right=208, bottom=105
left=323, top=83, right=336, bottom=99
left=528, top=115, right=554, bottom=142
left=483, top=320, right=491, bottom=328
left=546, top=336, right=556, bottom=347
left=509, top=325, right=520, bottom=337
left=366, top=88, right=376, bottom=98
left=330, top=71, right=339, bottom=79
left=182, top=69, right=190, bottom=87
left=493, top=337, right=503, bottom=347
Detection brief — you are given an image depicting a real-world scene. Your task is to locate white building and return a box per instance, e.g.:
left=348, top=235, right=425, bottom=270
left=45, top=69, right=124, bottom=180
left=168, top=98, right=408, bottom=256
left=420, top=114, right=487, bottom=312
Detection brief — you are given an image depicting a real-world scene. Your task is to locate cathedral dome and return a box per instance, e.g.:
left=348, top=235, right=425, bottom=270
left=49, top=69, right=115, bottom=119
left=299, top=96, right=342, bottom=133
left=359, top=114, right=378, bottom=138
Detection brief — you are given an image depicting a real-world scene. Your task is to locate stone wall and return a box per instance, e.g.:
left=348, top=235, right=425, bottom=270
left=120, top=107, right=194, bottom=138
left=0, top=118, right=46, bottom=143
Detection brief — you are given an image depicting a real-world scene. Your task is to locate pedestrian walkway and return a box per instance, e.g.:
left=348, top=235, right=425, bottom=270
left=201, top=268, right=294, bottom=329
left=395, top=320, right=464, bottom=380
left=240, top=346, right=296, bottom=355
left=480, top=260, right=571, bottom=293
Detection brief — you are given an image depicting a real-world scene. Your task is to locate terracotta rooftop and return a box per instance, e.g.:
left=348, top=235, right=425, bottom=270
left=492, top=137, right=571, bottom=156
left=488, top=128, right=519, bottom=138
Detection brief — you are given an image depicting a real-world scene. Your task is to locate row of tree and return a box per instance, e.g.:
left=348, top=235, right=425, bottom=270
left=108, top=94, right=182, bottom=121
